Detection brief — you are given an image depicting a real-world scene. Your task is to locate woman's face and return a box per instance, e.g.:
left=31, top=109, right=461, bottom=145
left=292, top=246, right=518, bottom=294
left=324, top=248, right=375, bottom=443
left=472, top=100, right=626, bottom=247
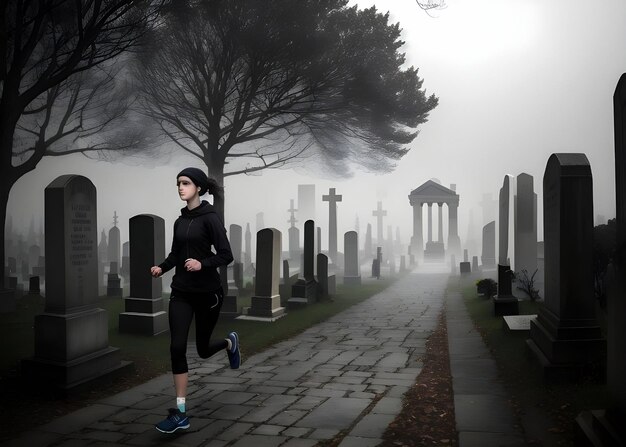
left=177, top=176, right=200, bottom=201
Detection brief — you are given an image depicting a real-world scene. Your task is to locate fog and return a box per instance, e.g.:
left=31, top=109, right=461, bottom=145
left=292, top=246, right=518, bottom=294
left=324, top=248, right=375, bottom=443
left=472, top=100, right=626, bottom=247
left=7, top=0, right=626, bottom=260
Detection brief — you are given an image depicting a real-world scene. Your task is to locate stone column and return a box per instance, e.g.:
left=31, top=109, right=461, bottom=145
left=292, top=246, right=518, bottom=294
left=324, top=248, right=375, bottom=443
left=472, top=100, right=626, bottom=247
left=427, top=203, right=433, bottom=243
left=527, top=154, right=605, bottom=373
left=412, top=202, right=423, bottom=253
left=437, top=203, right=443, bottom=243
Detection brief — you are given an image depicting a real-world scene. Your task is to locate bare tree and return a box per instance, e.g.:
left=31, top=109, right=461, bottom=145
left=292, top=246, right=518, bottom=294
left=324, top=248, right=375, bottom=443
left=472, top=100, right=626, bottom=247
left=0, top=0, right=162, bottom=291
left=135, top=0, right=439, bottom=217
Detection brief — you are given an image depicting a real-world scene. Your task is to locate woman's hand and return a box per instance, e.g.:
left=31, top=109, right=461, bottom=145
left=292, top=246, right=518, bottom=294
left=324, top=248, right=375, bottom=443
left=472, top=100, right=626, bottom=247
left=184, top=258, right=202, bottom=272
left=150, top=266, right=162, bottom=277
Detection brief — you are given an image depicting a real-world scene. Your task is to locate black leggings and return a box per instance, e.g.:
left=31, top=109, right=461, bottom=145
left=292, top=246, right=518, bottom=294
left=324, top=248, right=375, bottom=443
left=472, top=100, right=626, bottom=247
left=169, top=288, right=228, bottom=374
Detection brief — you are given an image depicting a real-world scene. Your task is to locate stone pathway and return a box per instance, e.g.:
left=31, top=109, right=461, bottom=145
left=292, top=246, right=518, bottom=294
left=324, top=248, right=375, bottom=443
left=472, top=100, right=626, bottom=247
left=446, top=288, right=526, bottom=446
left=8, top=271, right=448, bottom=447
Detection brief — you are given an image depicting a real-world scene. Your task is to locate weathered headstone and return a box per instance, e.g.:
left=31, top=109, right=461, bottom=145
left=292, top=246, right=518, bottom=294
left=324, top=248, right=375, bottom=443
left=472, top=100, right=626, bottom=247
left=371, top=258, right=380, bottom=279
left=343, top=231, right=361, bottom=285
left=322, top=188, right=342, bottom=263
left=472, top=256, right=479, bottom=273
left=493, top=264, right=518, bottom=316
left=245, top=228, right=285, bottom=320
left=107, top=260, right=122, bottom=297
left=527, top=154, right=605, bottom=375
left=119, top=214, right=168, bottom=335
left=317, top=253, right=330, bottom=300
left=289, top=220, right=318, bottom=308
left=481, top=221, right=496, bottom=268
left=459, top=262, right=471, bottom=275
left=107, top=211, right=121, bottom=269
left=22, top=175, right=130, bottom=390
left=514, top=173, right=538, bottom=275
left=28, top=276, right=40, bottom=295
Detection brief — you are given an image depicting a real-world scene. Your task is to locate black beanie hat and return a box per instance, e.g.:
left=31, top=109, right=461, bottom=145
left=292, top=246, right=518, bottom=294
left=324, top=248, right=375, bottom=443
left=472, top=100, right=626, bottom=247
left=177, top=167, right=210, bottom=195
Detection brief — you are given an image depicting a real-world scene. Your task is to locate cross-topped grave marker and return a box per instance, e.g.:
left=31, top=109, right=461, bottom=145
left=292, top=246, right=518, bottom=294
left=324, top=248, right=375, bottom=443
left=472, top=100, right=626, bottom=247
left=372, top=201, right=387, bottom=245
left=322, top=188, right=342, bottom=263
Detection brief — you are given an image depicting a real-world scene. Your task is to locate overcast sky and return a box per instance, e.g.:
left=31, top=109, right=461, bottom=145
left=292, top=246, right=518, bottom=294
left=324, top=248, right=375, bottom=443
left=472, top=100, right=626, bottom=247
left=7, top=0, right=626, bottom=260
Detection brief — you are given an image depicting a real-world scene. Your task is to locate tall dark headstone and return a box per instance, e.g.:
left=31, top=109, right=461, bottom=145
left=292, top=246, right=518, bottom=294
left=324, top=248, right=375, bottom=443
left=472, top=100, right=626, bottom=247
left=289, top=220, right=317, bottom=308
left=527, top=154, right=605, bottom=375
left=247, top=228, right=285, bottom=320
left=576, top=74, right=626, bottom=445
left=119, top=214, right=168, bottom=335
left=22, top=175, right=130, bottom=390
left=229, top=224, right=244, bottom=290
left=317, top=253, right=330, bottom=300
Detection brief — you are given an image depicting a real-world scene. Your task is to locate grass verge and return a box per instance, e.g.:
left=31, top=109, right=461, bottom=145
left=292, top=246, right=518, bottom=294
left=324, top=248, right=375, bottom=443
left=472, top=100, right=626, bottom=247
left=452, top=275, right=608, bottom=446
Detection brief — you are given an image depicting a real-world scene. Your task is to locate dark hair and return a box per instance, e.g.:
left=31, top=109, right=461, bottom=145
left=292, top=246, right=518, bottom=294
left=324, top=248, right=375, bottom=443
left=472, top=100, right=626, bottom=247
left=207, top=177, right=223, bottom=200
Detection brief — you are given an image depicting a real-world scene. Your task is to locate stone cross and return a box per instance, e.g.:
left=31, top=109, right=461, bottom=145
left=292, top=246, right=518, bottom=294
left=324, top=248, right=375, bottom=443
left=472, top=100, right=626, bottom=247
left=322, top=188, right=342, bottom=262
left=288, top=199, right=298, bottom=228
left=372, top=201, right=387, bottom=245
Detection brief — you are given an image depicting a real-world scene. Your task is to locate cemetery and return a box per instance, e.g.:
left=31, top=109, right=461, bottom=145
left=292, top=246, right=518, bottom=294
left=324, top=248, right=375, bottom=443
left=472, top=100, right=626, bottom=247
left=1, top=1, right=625, bottom=446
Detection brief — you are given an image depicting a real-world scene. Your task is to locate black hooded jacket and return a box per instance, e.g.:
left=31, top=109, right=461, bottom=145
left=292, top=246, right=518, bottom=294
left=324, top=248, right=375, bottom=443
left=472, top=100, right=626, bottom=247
left=159, top=201, right=233, bottom=294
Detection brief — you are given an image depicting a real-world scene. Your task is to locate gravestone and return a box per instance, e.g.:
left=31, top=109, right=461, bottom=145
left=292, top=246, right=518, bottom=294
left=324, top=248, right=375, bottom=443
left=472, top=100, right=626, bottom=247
left=322, top=188, right=342, bottom=263
left=459, top=262, right=471, bottom=275
left=289, top=220, right=318, bottom=308
left=576, top=72, right=626, bottom=446
left=244, top=223, right=252, bottom=271
left=221, top=264, right=240, bottom=319
left=343, top=231, right=361, bottom=285
left=317, top=254, right=330, bottom=300
left=22, top=175, right=130, bottom=390
left=107, top=211, right=121, bottom=269
left=371, top=258, right=380, bottom=279
left=245, top=228, right=285, bottom=320
left=28, top=276, right=40, bottom=295
left=503, top=315, right=537, bottom=331
left=493, top=264, right=518, bottom=316
left=499, top=175, right=512, bottom=266
left=107, top=261, right=123, bottom=298
left=400, top=255, right=407, bottom=273
left=514, top=173, right=538, bottom=275
left=121, top=241, right=130, bottom=279
left=481, top=221, right=496, bottom=268
left=472, top=256, right=479, bottom=272
left=527, top=154, right=605, bottom=376
left=279, top=259, right=298, bottom=307
left=119, top=214, right=168, bottom=335
left=463, top=249, right=469, bottom=263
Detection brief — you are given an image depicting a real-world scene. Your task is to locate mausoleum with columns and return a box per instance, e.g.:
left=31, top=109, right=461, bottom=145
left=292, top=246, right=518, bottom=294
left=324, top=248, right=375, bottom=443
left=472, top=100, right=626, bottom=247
left=408, top=180, right=461, bottom=261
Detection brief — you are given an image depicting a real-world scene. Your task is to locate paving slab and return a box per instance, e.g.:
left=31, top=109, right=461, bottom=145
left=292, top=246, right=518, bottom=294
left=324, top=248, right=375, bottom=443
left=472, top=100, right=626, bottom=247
left=8, top=271, right=448, bottom=446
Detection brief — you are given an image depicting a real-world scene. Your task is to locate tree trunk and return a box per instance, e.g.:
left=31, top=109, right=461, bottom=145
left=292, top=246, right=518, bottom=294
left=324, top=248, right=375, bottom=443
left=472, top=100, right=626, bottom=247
left=0, top=178, right=12, bottom=291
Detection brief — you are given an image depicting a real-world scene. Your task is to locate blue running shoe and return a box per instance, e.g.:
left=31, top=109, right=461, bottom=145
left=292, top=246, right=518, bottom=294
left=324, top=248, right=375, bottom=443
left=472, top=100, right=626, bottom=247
left=227, top=331, right=241, bottom=369
left=155, top=408, right=190, bottom=433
